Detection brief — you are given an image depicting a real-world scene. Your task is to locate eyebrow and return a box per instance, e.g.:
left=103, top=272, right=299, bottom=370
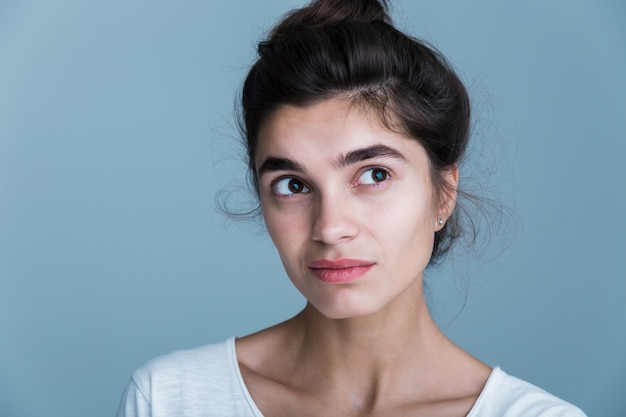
left=338, top=144, right=408, bottom=167
left=257, top=144, right=408, bottom=177
left=257, top=157, right=305, bottom=177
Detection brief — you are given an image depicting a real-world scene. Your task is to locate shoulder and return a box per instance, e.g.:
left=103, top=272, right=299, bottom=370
left=132, top=338, right=234, bottom=391
left=468, top=367, right=587, bottom=417
left=117, top=337, right=260, bottom=417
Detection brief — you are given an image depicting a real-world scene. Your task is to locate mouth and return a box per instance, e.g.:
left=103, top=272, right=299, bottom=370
left=308, top=258, right=375, bottom=283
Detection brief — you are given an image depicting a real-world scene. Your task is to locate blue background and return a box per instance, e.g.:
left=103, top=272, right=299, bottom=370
left=1, top=1, right=624, bottom=416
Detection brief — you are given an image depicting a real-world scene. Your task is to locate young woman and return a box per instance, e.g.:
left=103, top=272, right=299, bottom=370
left=117, top=1, right=586, bottom=415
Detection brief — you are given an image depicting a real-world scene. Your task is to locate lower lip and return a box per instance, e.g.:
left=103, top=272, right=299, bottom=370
left=309, top=265, right=373, bottom=283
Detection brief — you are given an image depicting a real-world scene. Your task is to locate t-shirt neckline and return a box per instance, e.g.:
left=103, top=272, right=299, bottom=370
left=227, top=336, right=500, bottom=417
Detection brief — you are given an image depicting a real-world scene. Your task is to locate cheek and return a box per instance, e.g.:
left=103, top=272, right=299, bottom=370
left=374, top=189, right=436, bottom=260
left=262, top=204, right=305, bottom=260
left=263, top=209, right=284, bottom=249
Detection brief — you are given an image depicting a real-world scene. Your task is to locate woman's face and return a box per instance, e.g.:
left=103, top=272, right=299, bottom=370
left=255, top=99, right=452, bottom=319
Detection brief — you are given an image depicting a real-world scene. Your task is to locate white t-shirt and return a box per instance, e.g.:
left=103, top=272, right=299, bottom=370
left=116, top=337, right=586, bottom=417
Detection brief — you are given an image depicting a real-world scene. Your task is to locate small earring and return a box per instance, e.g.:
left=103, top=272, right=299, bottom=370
left=437, top=218, right=444, bottom=226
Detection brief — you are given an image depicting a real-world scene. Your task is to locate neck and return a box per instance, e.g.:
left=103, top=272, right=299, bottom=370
left=286, top=283, right=451, bottom=392
left=236, top=279, right=490, bottom=414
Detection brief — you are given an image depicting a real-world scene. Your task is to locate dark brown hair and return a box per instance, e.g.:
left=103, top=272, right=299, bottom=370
left=239, top=0, right=472, bottom=264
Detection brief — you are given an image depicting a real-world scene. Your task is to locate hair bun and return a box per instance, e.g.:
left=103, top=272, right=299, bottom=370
left=269, top=0, right=390, bottom=41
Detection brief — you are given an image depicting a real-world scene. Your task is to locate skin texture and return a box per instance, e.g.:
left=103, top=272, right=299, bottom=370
left=237, top=99, right=490, bottom=417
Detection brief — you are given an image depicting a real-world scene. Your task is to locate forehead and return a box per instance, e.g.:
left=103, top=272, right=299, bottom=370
left=255, top=99, right=422, bottom=167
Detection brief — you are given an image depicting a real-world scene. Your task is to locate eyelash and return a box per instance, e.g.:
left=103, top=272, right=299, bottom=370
left=269, top=166, right=393, bottom=198
left=354, top=166, right=392, bottom=187
left=271, top=176, right=310, bottom=197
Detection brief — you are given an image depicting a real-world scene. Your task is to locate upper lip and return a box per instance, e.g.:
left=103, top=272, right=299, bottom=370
left=308, top=258, right=375, bottom=269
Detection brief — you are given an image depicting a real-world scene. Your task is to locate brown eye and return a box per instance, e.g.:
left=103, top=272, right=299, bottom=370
left=372, top=168, right=388, bottom=182
left=358, top=167, right=390, bottom=185
left=273, top=177, right=310, bottom=195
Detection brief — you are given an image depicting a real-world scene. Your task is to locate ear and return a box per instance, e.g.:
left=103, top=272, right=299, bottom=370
left=435, top=165, right=458, bottom=231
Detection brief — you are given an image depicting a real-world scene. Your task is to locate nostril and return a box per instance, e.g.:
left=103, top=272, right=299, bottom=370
left=310, top=201, right=357, bottom=244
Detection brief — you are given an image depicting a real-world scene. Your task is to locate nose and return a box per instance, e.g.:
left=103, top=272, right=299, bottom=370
left=310, top=194, right=358, bottom=245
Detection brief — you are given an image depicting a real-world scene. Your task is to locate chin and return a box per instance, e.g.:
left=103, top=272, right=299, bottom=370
left=308, top=298, right=383, bottom=320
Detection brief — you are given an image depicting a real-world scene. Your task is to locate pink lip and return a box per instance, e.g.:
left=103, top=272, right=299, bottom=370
left=308, top=258, right=375, bottom=283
